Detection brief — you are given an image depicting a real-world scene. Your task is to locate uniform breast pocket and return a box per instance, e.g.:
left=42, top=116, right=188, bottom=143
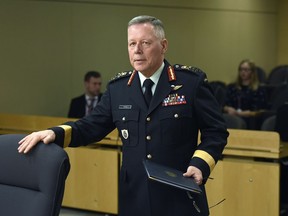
left=113, top=110, right=139, bottom=147
left=159, top=107, right=193, bottom=146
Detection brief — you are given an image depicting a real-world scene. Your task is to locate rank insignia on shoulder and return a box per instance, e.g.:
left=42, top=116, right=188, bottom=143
left=174, top=64, right=192, bottom=70
left=162, top=93, right=187, bottom=106
left=181, top=65, right=191, bottom=70
left=111, top=70, right=133, bottom=81
left=173, top=64, right=201, bottom=73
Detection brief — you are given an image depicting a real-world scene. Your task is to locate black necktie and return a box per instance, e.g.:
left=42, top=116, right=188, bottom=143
left=143, top=79, right=154, bottom=106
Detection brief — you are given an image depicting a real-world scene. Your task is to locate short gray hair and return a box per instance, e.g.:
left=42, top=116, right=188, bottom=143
left=128, top=15, right=165, bottom=39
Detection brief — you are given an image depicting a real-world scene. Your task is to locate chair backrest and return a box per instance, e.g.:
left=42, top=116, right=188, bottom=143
left=223, top=114, right=247, bottom=129
left=0, top=134, right=70, bottom=216
left=268, top=83, right=288, bottom=111
left=261, top=115, right=276, bottom=131
left=275, top=103, right=288, bottom=141
left=256, top=66, right=267, bottom=84
left=209, top=81, right=227, bottom=108
left=267, top=65, right=288, bottom=86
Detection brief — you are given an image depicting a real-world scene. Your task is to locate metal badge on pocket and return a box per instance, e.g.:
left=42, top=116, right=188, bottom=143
left=121, top=129, right=129, bottom=139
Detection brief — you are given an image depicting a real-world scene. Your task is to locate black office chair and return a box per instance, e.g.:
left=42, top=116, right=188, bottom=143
left=268, top=83, right=288, bottom=111
left=0, top=134, right=70, bottom=216
left=260, top=115, right=276, bottom=131
left=276, top=103, right=288, bottom=142
left=223, top=114, right=247, bottom=129
left=267, top=65, right=288, bottom=86
left=209, top=81, right=227, bottom=108
left=256, top=66, right=267, bottom=84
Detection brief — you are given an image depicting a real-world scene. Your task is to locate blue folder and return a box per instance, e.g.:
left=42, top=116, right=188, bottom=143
left=143, top=160, right=202, bottom=194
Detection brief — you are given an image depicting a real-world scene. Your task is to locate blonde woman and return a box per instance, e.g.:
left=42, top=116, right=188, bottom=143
left=223, top=59, right=268, bottom=129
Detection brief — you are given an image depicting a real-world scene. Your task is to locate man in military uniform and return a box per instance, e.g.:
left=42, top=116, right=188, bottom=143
left=19, top=15, right=228, bottom=216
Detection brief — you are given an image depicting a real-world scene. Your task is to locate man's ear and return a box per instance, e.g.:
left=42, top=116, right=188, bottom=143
left=161, top=39, right=168, bottom=54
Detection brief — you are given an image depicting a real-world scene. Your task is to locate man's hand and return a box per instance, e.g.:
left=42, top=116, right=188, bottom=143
left=183, top=166, right=203, bottom=185
left=18, top=130, right=56, bottom=154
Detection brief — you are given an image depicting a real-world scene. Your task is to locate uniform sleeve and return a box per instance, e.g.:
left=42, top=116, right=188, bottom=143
left=189, top=73, right=229, bottom=181
left=51, top=87, right=115, bottom=148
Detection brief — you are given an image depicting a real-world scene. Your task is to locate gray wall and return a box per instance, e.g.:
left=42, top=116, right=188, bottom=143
left=0, top=0, right=278, bottom=116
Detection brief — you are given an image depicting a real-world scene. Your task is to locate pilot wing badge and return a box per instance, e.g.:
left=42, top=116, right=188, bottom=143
left=171, top=85, right=183, bottom=91
left=121, top=129, right=129, bottom=139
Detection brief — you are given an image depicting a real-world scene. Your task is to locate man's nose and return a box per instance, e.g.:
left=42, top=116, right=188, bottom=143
left=134, top=43, right=143, bottom=53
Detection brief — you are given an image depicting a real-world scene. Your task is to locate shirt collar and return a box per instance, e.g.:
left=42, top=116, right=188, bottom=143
left=138, top=62, right=164, bottom=89
left=85, top=95, right=98, bottom=101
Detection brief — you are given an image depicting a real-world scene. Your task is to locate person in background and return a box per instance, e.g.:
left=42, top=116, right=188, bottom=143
left=68, top=71, right=102, bottom=118
left=223, top=59, right=268, bottom=129
left=18, top=15, right=228, bottom=216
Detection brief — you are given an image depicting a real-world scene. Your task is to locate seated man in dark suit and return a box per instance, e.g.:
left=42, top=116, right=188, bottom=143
left=68, top=71, right=102, bottom=118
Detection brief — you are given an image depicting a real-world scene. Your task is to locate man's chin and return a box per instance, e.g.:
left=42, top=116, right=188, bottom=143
left=133, top=62, right=146, bottom=71
left=133, top=65, right=146, bottom=72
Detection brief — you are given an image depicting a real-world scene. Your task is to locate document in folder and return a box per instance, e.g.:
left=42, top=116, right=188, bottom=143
left=143, top=160, right=202, bottom=194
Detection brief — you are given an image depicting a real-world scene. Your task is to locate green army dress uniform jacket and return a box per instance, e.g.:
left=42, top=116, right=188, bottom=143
left=51, top=60, right=229, bottom=216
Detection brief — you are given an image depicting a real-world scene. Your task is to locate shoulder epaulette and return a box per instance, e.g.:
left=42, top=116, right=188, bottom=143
left=110, top=70, right=133, bottom=82
left=173, top=64, right=202, bottom=73
left=173, top=64, right=208, bottom=82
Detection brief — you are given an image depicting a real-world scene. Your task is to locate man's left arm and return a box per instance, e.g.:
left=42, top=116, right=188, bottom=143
left=189, top=73, right=229, bottom=183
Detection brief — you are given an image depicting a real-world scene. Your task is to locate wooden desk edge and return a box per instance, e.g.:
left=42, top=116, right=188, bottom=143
left=1, top=114, right=287, bottom=158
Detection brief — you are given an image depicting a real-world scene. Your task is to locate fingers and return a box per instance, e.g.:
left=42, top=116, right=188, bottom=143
left=42, top=132, right=55, bottom=144
left=18, top=132, right=39, bottom=154
left=18, top=130, right=55, bottom=154
left=183, top=166, right=203, bottom=185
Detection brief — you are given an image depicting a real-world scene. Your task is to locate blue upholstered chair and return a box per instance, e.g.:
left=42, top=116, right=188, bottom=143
left=0, top=134, right=70, bottom=216
left=222, top=114, right=247, bottom=129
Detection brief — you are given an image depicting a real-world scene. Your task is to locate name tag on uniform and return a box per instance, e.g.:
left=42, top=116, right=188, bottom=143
left=119, top=105, right=132, bottom=110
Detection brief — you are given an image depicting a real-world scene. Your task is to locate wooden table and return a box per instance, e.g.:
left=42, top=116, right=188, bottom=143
left=206, top=129, right=288, bottom=216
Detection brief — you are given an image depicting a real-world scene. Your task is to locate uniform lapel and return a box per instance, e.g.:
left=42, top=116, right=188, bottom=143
left=148, top=63, right=173, bottom=114
left=128, top=72, right=148, bottom=112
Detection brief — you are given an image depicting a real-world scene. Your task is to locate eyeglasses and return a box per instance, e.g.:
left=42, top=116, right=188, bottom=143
left=239, top=67, right=251, bottom=72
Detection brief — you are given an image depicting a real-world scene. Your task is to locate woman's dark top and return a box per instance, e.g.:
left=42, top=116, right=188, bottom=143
left=225, top=84, right=267, bottom=111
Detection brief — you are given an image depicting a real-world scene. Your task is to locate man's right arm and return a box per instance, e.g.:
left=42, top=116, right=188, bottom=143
left=18, top=85, right=115, bottom=154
